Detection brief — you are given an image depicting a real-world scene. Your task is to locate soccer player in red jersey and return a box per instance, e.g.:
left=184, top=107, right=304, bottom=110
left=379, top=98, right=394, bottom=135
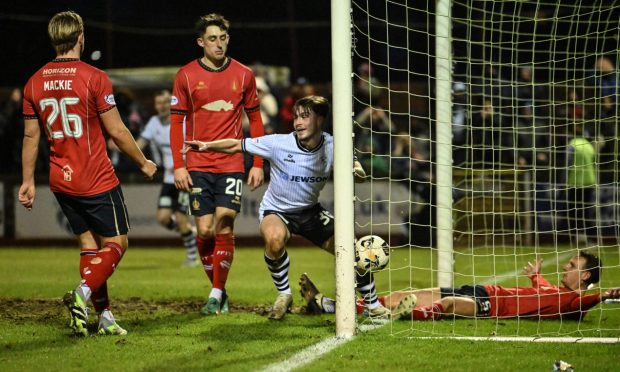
left=301, top=251, right=620, bottom=320
left=170, top=13, right=265, bottom=315
left=19, top=11, right=157, bottom=336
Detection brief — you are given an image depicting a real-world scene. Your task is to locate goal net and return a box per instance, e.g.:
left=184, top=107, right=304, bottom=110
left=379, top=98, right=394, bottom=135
left=349, top=0, right=620, bottom=341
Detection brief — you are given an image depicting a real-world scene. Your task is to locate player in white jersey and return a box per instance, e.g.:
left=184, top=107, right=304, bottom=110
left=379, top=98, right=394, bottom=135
left=136, top=90, right=198, bottom=266
left=184, top=95, right=391, bottom=320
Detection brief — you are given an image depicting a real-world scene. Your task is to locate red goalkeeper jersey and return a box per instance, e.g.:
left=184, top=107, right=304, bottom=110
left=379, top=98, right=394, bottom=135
left=485, top=274, right=601, bottom=319
left=170, top=57, right=263, bottom=173
left=22, top=58, right=119, bottom=196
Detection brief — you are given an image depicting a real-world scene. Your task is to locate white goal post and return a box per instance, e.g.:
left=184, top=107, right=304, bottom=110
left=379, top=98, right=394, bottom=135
left=334, top=0, right=620, bottom=341
left=331, top=0, right=357, bottom=338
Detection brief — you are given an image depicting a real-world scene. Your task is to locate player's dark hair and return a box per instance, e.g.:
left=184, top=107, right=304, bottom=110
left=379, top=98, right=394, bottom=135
left=294, top=95, right=330, bottom=119
left=154, top=89, right=171, bottom=97
left=48, top=11, right=84, bottom=55
left=195, top=13, right=230, bottom=37
left=579, top=251, right=601, bottom=285
left=572, top=119, right=584, bottom=135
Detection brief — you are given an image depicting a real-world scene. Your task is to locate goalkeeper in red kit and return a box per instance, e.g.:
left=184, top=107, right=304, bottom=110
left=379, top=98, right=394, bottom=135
left=301, top=251, right=620, bottom=320
left=170, top=13, right=265, bottom=315
left=19, top=11, right=157, bottom=336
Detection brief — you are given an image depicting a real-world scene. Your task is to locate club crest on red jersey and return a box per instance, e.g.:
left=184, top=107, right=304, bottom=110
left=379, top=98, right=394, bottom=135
left=62, top=165, right=74, bottom=182
left=201, top=100, right=233, bottom=112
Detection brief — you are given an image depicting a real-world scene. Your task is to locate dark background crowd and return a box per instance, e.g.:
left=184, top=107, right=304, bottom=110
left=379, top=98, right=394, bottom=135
left=1, top=0, right=619, bottom=247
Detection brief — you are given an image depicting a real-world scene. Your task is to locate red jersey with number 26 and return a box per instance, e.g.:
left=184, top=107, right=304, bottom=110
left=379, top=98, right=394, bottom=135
left=23, top=58, right=119, bottom=196
left=170, top=58, right=261, bottom=173
left=485, top=274, right=601, bottom=319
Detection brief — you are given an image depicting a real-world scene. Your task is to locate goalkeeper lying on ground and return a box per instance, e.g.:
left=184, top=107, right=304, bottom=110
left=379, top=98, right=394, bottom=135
left=300, top=251, right=620, bottom=320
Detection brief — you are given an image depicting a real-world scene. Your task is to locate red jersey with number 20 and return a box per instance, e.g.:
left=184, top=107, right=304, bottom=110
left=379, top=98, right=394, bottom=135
left=170, top=58, right=261, bottom=173
left=485, top=274, right=601, bottom=319
left=23, top=58, right=119, bottom=196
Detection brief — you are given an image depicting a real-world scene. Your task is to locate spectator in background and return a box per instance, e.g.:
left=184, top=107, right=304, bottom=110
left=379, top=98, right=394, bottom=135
left=391, top=132, right=431, bottom=184
left=0, top=87, right=30, bottom=174
left=241, top=76, right=278, bottom=177
left=565, top=122, right=598, bottom=247
left=354, top=62, right=383, bottom=107
left=591, top=56, right=619, bottom=184
left=473, top=64, right=511, bottom=106
left=255, top=77, right=279, bottom=133
left=562, top=88, right=585, bottom=122
left=358, top=135, right=389, bottom=179
left=278, top=77, right=315, bottom=134
left=391, top=132, right=434, bottom=247
left=547, top=88, right=585, bottom=174
left=242, top=76, right=278, bottom=134
left=511, top=65, right=550, bottom=169
left=355, top=103, right=396, bottom=179
left=470, top=98, right=498, bottom=168
left=107, top=91, right=147, bottom=173
left=354, top=104, right=394, bottom=153
left=515, top=105, right=550, bottom=168
left=135, top=90, right=199, bottom=267
left=593, top=56, right=619, bottom=119
left=515, top=65, right=547, bottom=108
left=452, top=82, right=468, bottom=167
left=482, top=97, right=514, bottom=167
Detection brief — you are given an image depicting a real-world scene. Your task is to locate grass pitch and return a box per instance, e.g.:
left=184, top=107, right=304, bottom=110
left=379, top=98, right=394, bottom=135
left=0, top=245, right=618, bottom=371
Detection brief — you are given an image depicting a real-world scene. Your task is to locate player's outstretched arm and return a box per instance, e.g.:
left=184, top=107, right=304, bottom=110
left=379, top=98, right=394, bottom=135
left=183, top=139, right=242, bottom=154
left=101, top=107, right=157, bottom=180
left=246, top=108, right=265, bottom=189
left=602, top=288, right=620, bottom=301
left=19, top=119, right=40, bottom=210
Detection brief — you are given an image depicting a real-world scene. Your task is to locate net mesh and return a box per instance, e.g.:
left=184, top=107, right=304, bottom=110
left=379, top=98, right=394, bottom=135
left=351, top=0, right=620, bottom=339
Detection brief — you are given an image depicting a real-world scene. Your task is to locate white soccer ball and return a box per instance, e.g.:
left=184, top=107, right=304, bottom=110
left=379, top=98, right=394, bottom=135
left=355, top=235, right=390, bottom=272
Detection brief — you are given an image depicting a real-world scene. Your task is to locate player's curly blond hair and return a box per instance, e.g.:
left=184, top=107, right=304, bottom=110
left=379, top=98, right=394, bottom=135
left=195, top=13, right=230, bottom=37
left=48, top=11, right=84, bottom=55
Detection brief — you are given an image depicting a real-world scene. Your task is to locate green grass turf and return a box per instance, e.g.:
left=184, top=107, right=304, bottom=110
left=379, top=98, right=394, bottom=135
left=0, top=246, right=618, bottom=371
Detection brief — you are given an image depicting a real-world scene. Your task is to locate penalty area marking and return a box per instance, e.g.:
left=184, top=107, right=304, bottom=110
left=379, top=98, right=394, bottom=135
left=261, top=318, right=390, bottom=372
left=260, top=336, right=349, bottom=372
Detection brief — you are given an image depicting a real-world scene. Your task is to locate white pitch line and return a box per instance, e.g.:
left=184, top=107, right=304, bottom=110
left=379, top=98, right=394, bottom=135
left=260, top=336, right=349, bottom=372
left=261, top=251, right=577, bottom=371
left=413, top=336, right=620, bottom=344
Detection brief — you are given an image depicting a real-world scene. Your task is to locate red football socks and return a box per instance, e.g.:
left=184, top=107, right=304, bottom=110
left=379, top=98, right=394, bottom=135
left=81, top=242, right=124, bottom=292
left=91, top=283, right=110, bottom=312
left=412, top=303, right=444, bottom=321
left=197, top=236, right=215, bottom=284
left=212, top=233, right=235, bottom=290
left=80, top=247, right=109, bottom=311
left=355, top=296, right=387, bottom=314
left=79, top=247, right=98, bottom=278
